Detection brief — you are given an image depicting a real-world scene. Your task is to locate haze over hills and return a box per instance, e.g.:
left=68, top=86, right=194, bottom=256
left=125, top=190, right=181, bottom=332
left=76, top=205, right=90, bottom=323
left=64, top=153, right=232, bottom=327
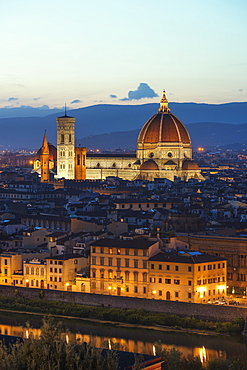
left=0, top=102, right=247, bottom=149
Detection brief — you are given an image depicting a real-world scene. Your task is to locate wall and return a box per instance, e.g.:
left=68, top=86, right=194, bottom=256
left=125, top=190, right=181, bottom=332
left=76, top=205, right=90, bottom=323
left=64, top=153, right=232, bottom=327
left=0, top=285, right=246, bottom=322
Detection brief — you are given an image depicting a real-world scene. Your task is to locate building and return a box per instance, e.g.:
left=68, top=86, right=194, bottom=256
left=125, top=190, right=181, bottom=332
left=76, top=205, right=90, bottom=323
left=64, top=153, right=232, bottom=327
left=34, top=91, right=203, bottom=182
left=89, top=238, right=227, bottom=303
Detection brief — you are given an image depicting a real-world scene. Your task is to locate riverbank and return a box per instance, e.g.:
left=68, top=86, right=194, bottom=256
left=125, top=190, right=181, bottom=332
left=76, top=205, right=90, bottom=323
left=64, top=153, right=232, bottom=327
left=0, top=295, right=244, bottom=335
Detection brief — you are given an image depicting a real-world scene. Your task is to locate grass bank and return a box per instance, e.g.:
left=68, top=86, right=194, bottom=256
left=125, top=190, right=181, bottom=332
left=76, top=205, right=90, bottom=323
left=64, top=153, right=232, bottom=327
left=0, top=296, right=244, bottom=335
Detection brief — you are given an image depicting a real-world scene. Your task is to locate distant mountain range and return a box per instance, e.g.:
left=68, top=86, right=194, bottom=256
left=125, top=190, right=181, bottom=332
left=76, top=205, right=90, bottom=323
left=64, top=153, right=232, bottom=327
left=0, top=102, right=247, bottom=150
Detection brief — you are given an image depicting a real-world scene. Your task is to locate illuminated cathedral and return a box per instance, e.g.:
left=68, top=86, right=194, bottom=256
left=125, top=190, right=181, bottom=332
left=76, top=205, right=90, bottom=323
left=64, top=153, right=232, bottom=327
left=34, top=91, right=203, bottom=182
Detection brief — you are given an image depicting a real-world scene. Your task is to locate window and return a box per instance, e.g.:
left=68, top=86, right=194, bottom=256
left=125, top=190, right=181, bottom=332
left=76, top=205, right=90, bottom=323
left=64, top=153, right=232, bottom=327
left=198, top=266, right=200, bottom=272
left=213, top=264, right=216, bottom=269
left=36, top=268, right=39, bottom=275
left=151, top=264, right=154, bottom=269
left=143, top=250, right=147, bottom=256
left=92, top=247, right=96, bottom=253
left=117, top=258, right=121, bottom=267
left=159, top=264, right=162, bottom=270
left=134, top=249, right=138, bottom=256
left=41, top=268, right=44, bottom=276
left=126, top=286, right=129, bottom=293
left=31, top=268, right=34, bottom=275
left=143, top=287, right=146, bottom=294
left=109, top=248, right=113, bottom=254
left=238, top=274, right=246, bottom=281
left=54, top=277, right=57, bottom=282
left=100, top=247, right=104, bottom=254
left=4, top=269, right=7, bottom=275
left=150, top=277, right=156, bottom=283
left=158, top=278, right=162, bottom=283
left=134, top=260, right=138, bottom=268
left=188, top=293, right=192, bottom=299
left=125, top=249, right=129, bottom=255
left=204, top=265, right=206, bottom=271
left=125, top=271, right=130, bottom=281
left=175, top=292, right=179, bottom=298
left=92, top=270, right=96, bottom=278
left=143, top=261, right=147, bottom=269
left=143, top=272, right=147, bottom=282
left=174, top=279, right=180, bottom=285
left=159, top=290, right=162, bottom=296
left=59, top=268, right=62, bottom=273
left=166, top=265, right=170, bottom=271
left=165, top=279, right=171, bottom=284
left=108, top=258, right=113, bottom=266
left=54, top=268, right=57, bottom=273
left=222, top=263, right=225, bottom=268
left=188, top=266, right=192, bottom=272
left=125, top=259, right=129, bottom=268
left=208, top=265, right=212, bottom=270
left=50, top=277, right=53, bottom=281
left=100, top=257, right=104, bottom=266
left=4, top=259, right=7, bottom=265
left=188, top=280, right=192, bottom=286
left=134, top=286, right=138, bottom=293
left=92, top=257, right=96, bottom=265
left=134, top=272, right=138, bottom=282
left=100, top=270, right=104, bottom=279
left=36, top=280, right=39, bottom=287
left=59, top=277, right=62, bottom=282
left=50, top=268, right=53, bottom=273
left=117, top=249, right=121, bottom=255
left=108, top=270, right=113, bottom=279
left=175, top=265, right=179, bottom=271
left=197, top=279, right=201, bottom=285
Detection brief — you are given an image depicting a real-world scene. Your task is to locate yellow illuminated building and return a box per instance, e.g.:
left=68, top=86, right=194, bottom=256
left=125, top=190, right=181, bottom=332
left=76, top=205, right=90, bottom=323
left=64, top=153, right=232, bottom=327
left=148, top=251, right=227, bottom=303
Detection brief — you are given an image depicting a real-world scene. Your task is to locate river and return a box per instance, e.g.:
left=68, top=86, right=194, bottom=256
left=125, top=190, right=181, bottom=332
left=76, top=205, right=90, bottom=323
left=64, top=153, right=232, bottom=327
left=0, top=311, right=246, bottom=365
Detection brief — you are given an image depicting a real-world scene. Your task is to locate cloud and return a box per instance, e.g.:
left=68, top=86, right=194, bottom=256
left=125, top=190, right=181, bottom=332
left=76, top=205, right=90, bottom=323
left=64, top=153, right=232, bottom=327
left=110, top=94, right=117, bottom=99
left=238, top=89, right=243, bottom=92
left=120, top=83, right=158, bottom=101
left=8, top=97, right=18, bottom=101
left=71, top=99, right=82, bottom=104
left=34, top=97, right=41, bottom=101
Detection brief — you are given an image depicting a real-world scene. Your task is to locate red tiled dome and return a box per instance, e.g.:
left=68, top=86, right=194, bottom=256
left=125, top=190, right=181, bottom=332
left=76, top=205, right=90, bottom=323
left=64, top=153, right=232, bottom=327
left=138, top=112, right=191, bottom=145
left=182, top=159, right=199, bottom=170
left=140, top=159, right=159, bottom=170
left=35, top=143, right=57, bottom=161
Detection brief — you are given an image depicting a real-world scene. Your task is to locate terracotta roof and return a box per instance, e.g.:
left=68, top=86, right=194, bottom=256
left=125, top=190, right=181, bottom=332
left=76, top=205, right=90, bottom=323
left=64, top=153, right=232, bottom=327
left=182, top=159, right=199, bottom=170
left=140, top=159, right=159, bottom=171
left=35, top=143, right=57, bottom=161
left=138, top=112, right=191, bottom=144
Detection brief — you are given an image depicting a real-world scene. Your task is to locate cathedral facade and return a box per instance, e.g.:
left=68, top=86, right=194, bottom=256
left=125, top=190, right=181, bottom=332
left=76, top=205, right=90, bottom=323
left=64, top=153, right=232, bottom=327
left=34, top=91, right=203, bottom=182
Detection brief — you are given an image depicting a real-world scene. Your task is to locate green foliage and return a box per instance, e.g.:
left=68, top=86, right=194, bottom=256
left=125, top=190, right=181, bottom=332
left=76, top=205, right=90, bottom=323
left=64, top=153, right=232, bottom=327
left=0, top=296, right=244, bottom=335
left=0, top=317, right=119, bottom=370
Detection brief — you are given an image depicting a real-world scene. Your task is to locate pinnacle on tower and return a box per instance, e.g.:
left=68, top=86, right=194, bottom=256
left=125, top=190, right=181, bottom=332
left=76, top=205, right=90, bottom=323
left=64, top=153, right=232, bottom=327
left=42, top=130, right=49, bottom=155
left=158, top=90, right=170, bottom=113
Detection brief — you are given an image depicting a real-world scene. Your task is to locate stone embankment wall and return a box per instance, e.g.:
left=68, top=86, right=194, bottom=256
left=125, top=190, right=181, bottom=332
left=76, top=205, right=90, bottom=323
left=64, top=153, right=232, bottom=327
left=0, top=285, right=246, bottom=322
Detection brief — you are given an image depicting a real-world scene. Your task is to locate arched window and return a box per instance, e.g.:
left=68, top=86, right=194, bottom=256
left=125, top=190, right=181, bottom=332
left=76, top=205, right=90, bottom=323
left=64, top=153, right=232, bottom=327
left=92, top=269, right=96, bottom=278
left=41, top=268, right=44, bottom=276
left=134, top=272, right=138, bottom=282
left=31, top=267, right=34, bottom=275
left=36, top=268, right=39, bottom=275
left=108, top=270, right=113, bottom=279
left=26, top=267, right=29, bottom=275
left=100, top=269, right=104, bottom=279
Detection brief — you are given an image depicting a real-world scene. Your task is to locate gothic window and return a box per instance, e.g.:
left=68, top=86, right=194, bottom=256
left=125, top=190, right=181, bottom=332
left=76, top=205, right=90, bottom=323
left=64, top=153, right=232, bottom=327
left=61, top=134, right=64, bottom=143
left=69, top=134, right=72, bottom=142
left=77, top=154, right=80, bottom=166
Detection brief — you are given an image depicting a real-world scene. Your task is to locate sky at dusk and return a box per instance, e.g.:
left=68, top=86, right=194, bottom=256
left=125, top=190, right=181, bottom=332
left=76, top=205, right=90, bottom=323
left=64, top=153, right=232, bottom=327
left=0, top=0, right=246, bottom=109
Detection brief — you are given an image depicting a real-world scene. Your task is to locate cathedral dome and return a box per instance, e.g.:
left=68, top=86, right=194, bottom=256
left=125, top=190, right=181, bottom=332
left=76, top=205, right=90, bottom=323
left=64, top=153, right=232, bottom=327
left=35, top=143, right=57, bottom=161
left=140, top=159, right=159, bottom=170
left=138, top=92, right=191, bottom=145
left=182, top=159, right=199, bottom=170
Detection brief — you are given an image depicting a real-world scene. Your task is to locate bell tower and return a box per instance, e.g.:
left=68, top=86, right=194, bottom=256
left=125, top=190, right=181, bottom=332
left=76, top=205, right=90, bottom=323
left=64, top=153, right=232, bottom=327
left=56, top=107, right=75, bottom=179
left=40, top=131, right=50, bottom=183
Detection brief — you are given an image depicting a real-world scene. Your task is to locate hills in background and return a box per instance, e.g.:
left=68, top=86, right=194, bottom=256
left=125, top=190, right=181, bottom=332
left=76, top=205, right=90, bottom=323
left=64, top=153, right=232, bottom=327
left=0, top=102, right=247, bottom=150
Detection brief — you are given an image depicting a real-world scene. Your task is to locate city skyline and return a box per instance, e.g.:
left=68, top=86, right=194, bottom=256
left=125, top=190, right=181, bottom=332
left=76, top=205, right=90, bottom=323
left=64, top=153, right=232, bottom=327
left=1, top=0, right=246, bottom=109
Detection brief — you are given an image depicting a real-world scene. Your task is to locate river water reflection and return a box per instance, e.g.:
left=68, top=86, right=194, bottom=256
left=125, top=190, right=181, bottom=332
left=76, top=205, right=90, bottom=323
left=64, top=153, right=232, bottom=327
left=0, top=311, right=246, bottom=364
